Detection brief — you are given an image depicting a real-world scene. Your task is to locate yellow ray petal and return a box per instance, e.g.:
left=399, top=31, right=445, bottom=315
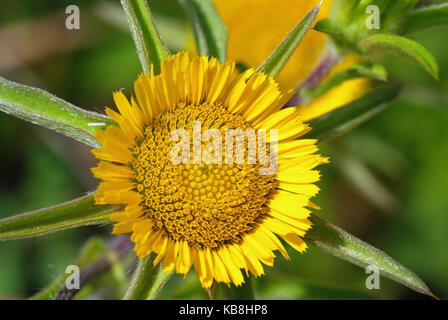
left=134, top=230, right=162, bottom=258
left=227, top=245, right=248, bottom=271
left=217, top=247, right=245, bottom=286
left=243, top=233, right=275, bottom=266
left=277, top=182, right=320, bottom=197
left=112, top=218, right=142, bottom=235
left=130, top=219, right=154, bottom=242
left=162, top=239, right=179, bottom=273
left=176, top=240, right=193, bottom=275
left=268, top=209, right=312, bottom=231
left=240, top=244, right=265, bottom=277
left=263, top=217, right=307, bottom=237
left=281, top=233, right=308, bottom=253
left=97, top=180, right=135, bottom=193
left=91, top=161, right=134, bottom=181
left=194, top=249, right=214, bottom=288
left=212, top=251, right=230, bottom=284
left=133, top=73, right=154, bottom=121
left=279, top=155, right=329, bottom=171
left=112, top=91, right=143, bottom=137
left=278, top=139, right=318, bottom=154
left=296, top=56, right=370, bottom=121
left=95, top=189, right=141, bottom=205
left=256, top=226, right=289, bottom=259
left=254, top=107, right=297, bottom=130
left=269, top=191, right=310, bottom=216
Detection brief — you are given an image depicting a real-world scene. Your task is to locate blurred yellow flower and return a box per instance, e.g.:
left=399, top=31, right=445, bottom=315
left=214, top=0, right=370, bottom=121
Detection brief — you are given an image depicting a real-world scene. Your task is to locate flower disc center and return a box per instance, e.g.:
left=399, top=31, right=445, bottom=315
left=131, top=103, right=277, bottom=250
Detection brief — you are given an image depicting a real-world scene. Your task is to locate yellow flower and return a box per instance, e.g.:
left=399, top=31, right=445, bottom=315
left=91, top=52, right=328, bottom=288
left=214, top=0, right=370, bottom=121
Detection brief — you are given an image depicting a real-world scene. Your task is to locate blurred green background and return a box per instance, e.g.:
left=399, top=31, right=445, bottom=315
left=0, top=0, right=447, bottom=299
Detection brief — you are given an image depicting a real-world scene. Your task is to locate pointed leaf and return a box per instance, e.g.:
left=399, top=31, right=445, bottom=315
left=303, top=63, right=388, bottom=100
left=400, top=3, right=448, bottom=34
left=257, top=2, right=321, bottom=79
left=123, top=255, right=173, bottom=300
left=179, top=0, right=227, bottom=62
left=304, top=85, right=401, bottom=143
left=305, top=213, right=436, bottom=297
left=361, top=34, right=439, bottom=80
left=0, top=77, right=113, bottom=148
left=121, top=0, right=170, bottom=74
left=31, top=238, right=108, bottom=300
left=0, top=194, right=117, bottom=240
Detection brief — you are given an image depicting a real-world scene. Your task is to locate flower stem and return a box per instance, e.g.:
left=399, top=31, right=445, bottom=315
left=123, top=254, right=174, bottom=300
left=121, top=0, right=169, bottom=74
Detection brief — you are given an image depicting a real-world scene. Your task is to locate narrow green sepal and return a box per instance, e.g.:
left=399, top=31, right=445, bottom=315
left=257, top=2, right=322, bottom=79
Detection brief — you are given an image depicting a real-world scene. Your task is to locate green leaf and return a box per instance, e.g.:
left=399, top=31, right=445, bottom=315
left=257, top=2, right=321, bottom=79
left=400, top=3, right=448, bottom=34
left=361, top=34, right=439, bottom=80
left=305, top=213, right=436, bottom=298
left=0, top=194, right=117, bottom=241
left=304, top=85, right=401, bottom=143
left=0, top=77, right=113, bottom=148
left=31, top=237, right=108, bottom=300
left=179, top=0, right=227, bottom=63
left=123, top=255, right=174, bottom=300
left=121, top=0, right=170, bottom=74
left=303, top=63, right=388, bottom=100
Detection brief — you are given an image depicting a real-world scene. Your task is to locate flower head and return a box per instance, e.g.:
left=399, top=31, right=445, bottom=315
left=91, top=52, right=327, bottom=288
